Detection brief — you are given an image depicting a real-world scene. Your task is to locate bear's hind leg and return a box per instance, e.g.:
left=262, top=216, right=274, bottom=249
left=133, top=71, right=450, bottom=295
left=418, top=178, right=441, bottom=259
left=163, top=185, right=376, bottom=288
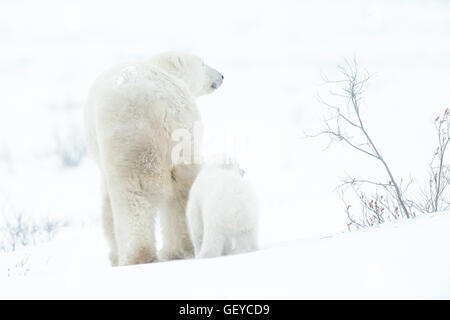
left=159, top=195, right=194, bottom=261
left=101, top=181, right=118, bottom=266
left=107, top=175, right=159, bottom=266
left=186, top=199, right=204, bottom=257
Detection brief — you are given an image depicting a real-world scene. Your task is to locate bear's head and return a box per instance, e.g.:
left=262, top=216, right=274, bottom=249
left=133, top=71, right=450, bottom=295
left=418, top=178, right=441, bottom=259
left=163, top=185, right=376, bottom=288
left=150, top=52, right=223, bottom=97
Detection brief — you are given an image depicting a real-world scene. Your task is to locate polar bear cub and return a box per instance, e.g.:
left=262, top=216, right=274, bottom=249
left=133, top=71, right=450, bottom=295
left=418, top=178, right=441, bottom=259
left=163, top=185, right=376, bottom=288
left=186, top=165, right=259, bottom=258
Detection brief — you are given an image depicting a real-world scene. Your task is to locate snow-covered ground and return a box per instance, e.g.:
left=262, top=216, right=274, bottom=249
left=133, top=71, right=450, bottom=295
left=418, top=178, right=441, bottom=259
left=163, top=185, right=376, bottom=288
left=1, top=0, right=450, bottom=299
left=2, top=211, right=450, bottom=299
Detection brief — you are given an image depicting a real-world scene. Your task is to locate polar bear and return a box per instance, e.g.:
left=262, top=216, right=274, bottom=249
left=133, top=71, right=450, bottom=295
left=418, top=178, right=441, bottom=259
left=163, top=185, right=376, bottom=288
left=186, top=165, right=259, bottom=258
left=83, top=52, right=223, bottom=266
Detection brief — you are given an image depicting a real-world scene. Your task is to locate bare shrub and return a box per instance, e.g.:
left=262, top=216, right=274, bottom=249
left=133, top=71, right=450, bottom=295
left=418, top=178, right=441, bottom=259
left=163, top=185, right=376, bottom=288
left=0, top=210, right=69, bottom=253
left=312, top=58, right=413, bottom=229
left=7, top=253, right=31, bottom=278
left=53, top=124, right=87, bottom=168
left=413, top=108, right=450, bottom=213
left=312, top=58, right=450, bottom=230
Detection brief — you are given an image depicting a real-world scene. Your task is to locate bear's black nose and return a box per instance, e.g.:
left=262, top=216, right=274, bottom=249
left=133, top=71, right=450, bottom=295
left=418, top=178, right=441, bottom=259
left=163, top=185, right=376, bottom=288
left=221, top=75, right=224, bottom=80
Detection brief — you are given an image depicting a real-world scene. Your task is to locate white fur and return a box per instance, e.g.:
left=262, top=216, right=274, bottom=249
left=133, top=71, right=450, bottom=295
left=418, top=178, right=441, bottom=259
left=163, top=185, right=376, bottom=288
left=186, top=166, right=259, bottom=258
left=83, top=52, right=223, bottom=266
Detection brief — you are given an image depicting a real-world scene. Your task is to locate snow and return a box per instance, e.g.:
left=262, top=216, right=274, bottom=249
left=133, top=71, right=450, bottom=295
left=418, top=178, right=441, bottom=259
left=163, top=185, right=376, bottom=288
left=1, top=0, right=450, bottom=299
left=2, top=211, right=450, bottom=299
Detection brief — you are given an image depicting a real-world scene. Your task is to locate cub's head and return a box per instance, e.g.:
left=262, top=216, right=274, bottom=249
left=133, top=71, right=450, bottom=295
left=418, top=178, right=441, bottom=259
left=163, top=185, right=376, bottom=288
left=150, top=52, right=223, bottom=97
left=204, top=154, right=245, bottom=177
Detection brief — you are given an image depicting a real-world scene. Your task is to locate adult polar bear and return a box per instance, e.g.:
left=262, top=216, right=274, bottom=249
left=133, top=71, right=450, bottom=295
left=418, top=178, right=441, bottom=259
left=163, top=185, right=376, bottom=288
left=84, top=52, right=223, bottom=266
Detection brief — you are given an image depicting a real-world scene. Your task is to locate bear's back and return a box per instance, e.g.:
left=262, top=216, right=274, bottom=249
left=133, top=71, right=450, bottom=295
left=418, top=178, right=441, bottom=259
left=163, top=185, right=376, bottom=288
left=84, top=60, right=200, bottom=165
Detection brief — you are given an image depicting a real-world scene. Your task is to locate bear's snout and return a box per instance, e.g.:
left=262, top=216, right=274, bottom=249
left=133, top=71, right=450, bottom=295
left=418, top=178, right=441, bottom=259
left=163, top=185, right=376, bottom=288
left=211, top=74, right=224, bottom=89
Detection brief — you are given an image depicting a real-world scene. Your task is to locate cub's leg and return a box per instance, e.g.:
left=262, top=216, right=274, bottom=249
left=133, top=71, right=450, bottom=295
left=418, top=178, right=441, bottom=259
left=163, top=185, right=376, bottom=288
left=197, top=231, right=225, bottom=259
left=230, top=229, right=258, bottom=255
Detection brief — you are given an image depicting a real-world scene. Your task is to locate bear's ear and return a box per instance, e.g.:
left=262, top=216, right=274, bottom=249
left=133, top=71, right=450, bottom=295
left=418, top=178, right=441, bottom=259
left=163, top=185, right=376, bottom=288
left=176, top=56, right=185, bottom=67
left=169, top=54, right=185, bottom=69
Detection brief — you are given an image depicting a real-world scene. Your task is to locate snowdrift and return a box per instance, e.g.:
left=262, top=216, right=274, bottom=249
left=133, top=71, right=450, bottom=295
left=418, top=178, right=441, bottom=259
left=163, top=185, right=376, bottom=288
left=2, top=212, right=450, bottom=299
